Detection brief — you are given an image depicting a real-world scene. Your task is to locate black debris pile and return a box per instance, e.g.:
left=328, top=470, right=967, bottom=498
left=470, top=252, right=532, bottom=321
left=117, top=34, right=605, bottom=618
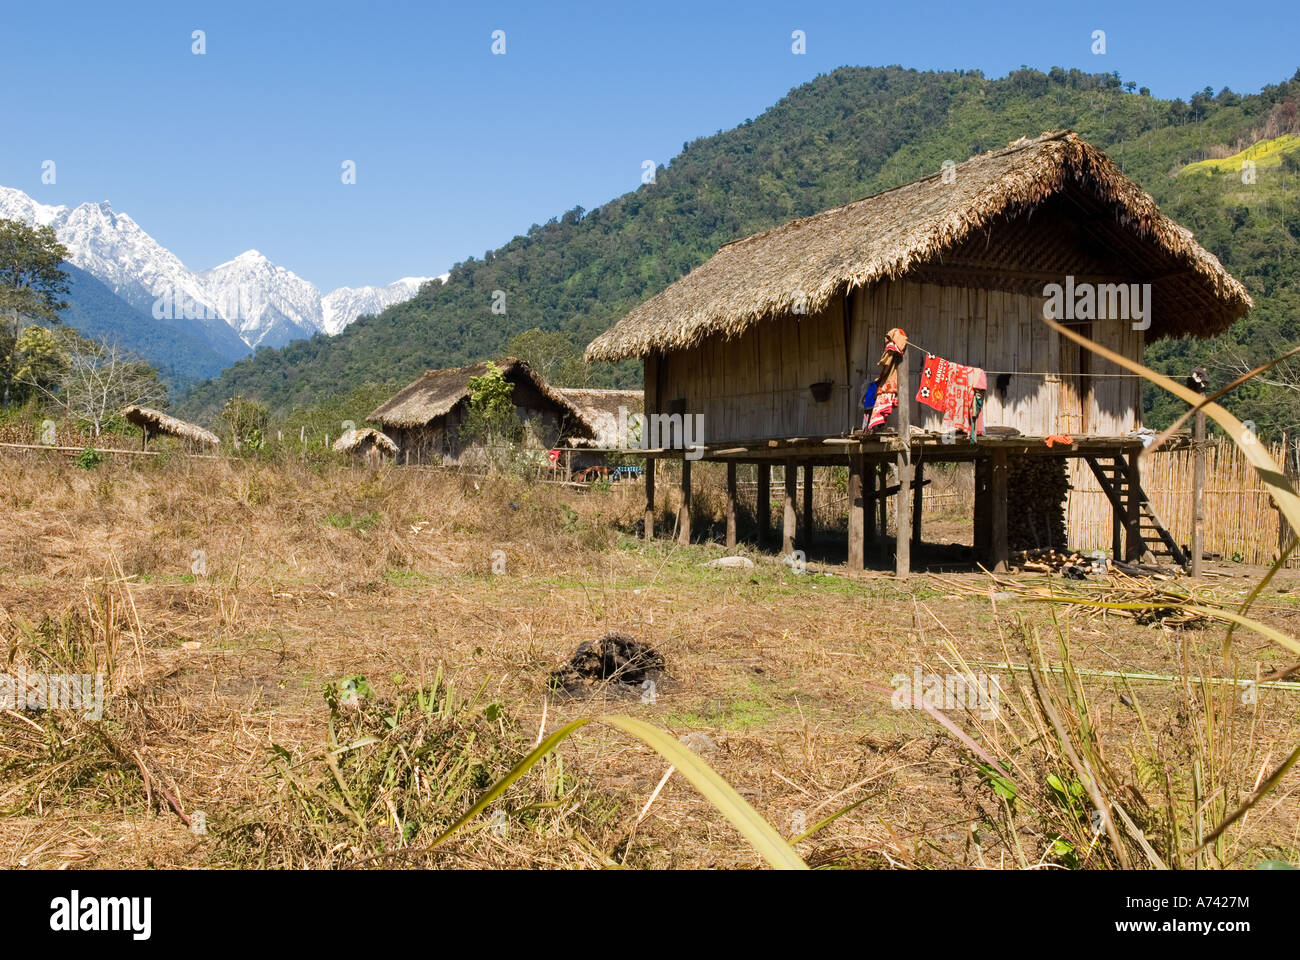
left=549, top=632, right=664, bottom=698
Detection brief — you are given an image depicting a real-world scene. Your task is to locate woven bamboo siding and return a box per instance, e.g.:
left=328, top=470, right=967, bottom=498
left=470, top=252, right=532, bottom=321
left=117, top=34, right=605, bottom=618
left=651, top=278, right=1142, bottom=444
left=1066, top=440, right=1291, bottom=564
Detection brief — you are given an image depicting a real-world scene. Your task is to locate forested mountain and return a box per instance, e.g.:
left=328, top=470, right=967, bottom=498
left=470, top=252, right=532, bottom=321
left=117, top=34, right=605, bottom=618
left=177, top=64, right=1300, bottom=437
left=57, top=262, right=233, bottom=392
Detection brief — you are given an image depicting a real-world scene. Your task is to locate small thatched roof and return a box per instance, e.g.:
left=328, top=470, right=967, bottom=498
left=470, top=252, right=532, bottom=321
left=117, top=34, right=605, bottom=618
left=333, top=427, right=399, bottom=456
left=586, top=131, right=1252, bottom=361
left=555, top=388, right=643, bottom=447
left=122, top=405, right=220, bottom=447
left=367, top=358, right=593, bottom=437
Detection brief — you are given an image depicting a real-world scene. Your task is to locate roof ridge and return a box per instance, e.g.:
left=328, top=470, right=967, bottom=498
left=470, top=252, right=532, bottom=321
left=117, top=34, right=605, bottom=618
left=718, top=130, right=1076, bottom=252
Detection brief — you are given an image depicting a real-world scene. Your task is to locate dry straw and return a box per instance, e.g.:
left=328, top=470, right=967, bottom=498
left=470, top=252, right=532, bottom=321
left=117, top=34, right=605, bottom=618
left=121, top=405, right=220, bottom=447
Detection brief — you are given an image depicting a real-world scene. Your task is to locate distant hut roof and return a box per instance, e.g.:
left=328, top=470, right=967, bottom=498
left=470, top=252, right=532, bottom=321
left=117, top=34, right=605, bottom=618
left=367, top=358, right=594, bottom=438
left=555, top=388, right=643, bottom=447
left=586, top=130, right=1252, bottom=361
left=333, top=427, right=399, bottom=455
left=121, top=405, right=220, bottom=447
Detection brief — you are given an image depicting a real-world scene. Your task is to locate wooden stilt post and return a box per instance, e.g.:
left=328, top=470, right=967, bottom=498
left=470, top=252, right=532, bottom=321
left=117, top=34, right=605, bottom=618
left=1192, top=412, right=1206, bottom=577
left=877, top=462, right=887, bottom=544
left=895, top=355, right=911, bottom=579
left=782, top=460, right=797, bottom=556
left=1111, top=456, right=1123, bottom=561
left=848, top=453, right=865, bottom=571
left=802, top=463, right=814, bottom=549
left=1124, top=451, right=1142, bottom=562
left=865, top=458, right=878, bottom=546
left=644, top=457, right=655, bottom=541
left=991, top=448, right=1009, bottom=573
left=974, top=456, right=991, bottom=560
left=757, top=463, right=771, bottom=546
left=676, top=458, right=691, bottom=545
left=911, top=459, right=924, bottom=550
left=725, top=461, right=737, bottom=549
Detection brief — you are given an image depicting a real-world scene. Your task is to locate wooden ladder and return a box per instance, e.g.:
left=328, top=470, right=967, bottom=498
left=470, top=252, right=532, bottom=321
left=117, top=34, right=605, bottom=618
left=1085, top=454, right=1188, bottom=569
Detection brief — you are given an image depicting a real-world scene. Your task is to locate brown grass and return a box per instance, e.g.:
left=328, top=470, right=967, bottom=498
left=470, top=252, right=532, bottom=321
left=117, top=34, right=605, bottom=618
left=1, top=449, right=1298, bottom=869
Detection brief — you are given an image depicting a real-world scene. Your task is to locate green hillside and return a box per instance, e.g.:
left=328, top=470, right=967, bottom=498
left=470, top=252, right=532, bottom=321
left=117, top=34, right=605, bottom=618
left=178, top=65, right=1300, bottom=438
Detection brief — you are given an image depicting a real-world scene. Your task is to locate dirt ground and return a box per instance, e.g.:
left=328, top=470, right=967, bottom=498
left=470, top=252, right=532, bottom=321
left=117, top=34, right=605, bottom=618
left=2, top=453, right=1297, bottom=869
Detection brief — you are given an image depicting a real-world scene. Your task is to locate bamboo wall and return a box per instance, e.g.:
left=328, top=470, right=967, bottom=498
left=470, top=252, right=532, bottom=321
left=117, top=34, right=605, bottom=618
left=648, top=278, right=1143, bottom=444
left=1066, top=440, right=1294, bottom=565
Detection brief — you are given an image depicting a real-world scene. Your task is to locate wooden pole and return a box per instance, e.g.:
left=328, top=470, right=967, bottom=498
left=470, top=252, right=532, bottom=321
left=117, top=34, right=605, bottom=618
left=757, top=463, right=771, bottom=546
left=991, top=448, right=1009, bottom=573
left=911, top=458, right=924, bottom=549
left=802, top=464, right=814, bottom=549
left=644, top=457, right=656, bottom=541
left=1125, top=452, right=1142, bottom=562
left=1111, top=456, right=1123, bottom=561
left=783, top=460, right=797, bottom=556
left=1191, top=411, right=1205, bottom=576
left=895, top=354, right=911, bottom=579
left=864, top=458, right=877, bottom=546
left=974, top=457, right=991, bottom=559
left=725, top=461, right=737, bottom=549
left=848, top=453, right=865, bottom=571
left=676, top=458, right=691, bottom=545
left=876, top=462, right=887, bottom=544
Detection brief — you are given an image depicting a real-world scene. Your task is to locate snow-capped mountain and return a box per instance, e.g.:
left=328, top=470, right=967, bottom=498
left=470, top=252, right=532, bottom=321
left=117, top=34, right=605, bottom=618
left=321, top=276, right=438, bottom=335
left=0, top=186, right=247, bottom=359
left=199, top=250, right=324, bottom=349
left=0, top=184, right=439, bottom=353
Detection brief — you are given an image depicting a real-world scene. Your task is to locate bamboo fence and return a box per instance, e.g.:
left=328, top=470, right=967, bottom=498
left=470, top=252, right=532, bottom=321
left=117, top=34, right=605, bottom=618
left=1066, top=439, right=1299, bottom=565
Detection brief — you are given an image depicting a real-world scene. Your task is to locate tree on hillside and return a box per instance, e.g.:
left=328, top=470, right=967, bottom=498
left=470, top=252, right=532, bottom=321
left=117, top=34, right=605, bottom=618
left=505, top=328, right=591, bottom=387
left=43, top=334, right=167, bottom=436
left=0, top=219, right=70, bottom=406
left=462, top=362, right=523, bottom=449
left=219, top=395, right=269, bottom=450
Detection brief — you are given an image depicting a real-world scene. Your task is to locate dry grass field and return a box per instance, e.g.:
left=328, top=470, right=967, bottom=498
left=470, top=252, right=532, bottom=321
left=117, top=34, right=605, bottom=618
left=2, top=450, right=1298, bottom=870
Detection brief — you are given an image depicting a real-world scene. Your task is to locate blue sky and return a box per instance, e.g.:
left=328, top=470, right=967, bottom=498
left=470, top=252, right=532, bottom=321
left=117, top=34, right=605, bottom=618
left=1, top=0, right=1295, bottom=291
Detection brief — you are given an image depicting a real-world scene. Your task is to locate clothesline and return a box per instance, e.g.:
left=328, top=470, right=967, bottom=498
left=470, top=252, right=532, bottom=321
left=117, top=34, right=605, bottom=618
left=901, top=337, right=1142, bottom=378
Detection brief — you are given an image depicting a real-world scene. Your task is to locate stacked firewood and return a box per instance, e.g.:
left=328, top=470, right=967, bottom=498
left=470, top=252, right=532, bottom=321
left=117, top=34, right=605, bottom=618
left=1012, top=547, right=1107, bottom=577
left=1008, top=457, right=1069, bottom=551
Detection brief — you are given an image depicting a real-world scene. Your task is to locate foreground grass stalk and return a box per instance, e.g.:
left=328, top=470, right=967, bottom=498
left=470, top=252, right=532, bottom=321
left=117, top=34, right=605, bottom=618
left=428, top=714, right=808, bottom=870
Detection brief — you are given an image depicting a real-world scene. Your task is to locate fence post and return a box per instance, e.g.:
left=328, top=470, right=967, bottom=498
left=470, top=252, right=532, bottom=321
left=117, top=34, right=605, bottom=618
left=1192, top=411, right=1205, bottom=576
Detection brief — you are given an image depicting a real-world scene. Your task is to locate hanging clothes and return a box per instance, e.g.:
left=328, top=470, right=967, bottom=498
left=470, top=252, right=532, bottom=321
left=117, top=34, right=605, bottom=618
left=865, top=328, right=908, bottom=431
left=942, top=364, right=987, bottom=438
left=916, top=353, right=986, bottom=438
left=916, top=354, right=954, bottom=413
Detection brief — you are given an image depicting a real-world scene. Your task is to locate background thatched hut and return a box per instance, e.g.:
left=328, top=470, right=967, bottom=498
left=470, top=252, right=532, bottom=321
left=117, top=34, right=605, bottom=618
left=332, top=427, right=399, bottom=465
left=122, top=405, right=220, bottom=450
left=368, top=358, right=595, bottom=465
left=555, top=387, right=645, bottom=474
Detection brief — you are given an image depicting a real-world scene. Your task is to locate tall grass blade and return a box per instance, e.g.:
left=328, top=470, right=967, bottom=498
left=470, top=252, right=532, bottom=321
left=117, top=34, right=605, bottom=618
left=429, top=715, right=808, bottom=869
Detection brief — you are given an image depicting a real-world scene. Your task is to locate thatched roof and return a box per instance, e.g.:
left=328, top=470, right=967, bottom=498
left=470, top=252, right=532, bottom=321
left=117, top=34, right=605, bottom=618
left=367, top=358, right=592, bottom=436
left=333, top=427, right=399, bottom=456
left=556, top=388, right=643, bottom=447
left=586, top=131, right=1252, bottom=361
left=121, top=405, right=220, bottom=447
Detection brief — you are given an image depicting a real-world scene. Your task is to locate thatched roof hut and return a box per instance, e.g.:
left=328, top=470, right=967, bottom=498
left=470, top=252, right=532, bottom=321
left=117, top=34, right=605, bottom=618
left=332, top=427, right=399, bottom=457
left=367, top=358, right=595, bottom=464
left=555, top=387, right=643, bottom=447
left=581, top=131, right=1253, bottom=577
left=122, top=405, right=220, bottom=448
left=586, top=130, right=1251, bottom=361
left=368, top=358, right=582, bottom=428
